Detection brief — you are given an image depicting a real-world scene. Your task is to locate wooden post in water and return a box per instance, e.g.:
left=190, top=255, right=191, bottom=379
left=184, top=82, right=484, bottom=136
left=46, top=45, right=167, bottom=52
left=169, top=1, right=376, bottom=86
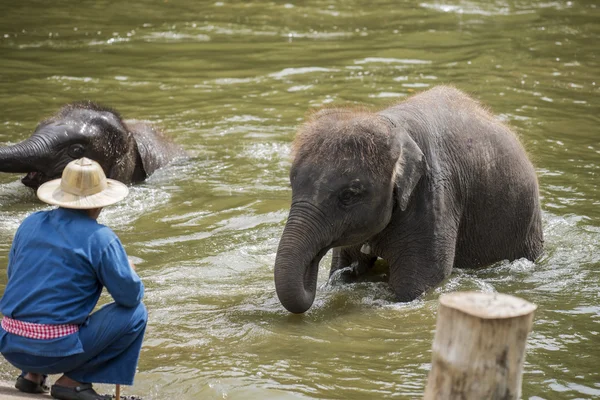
left=424, top=291, right=537, bottom=400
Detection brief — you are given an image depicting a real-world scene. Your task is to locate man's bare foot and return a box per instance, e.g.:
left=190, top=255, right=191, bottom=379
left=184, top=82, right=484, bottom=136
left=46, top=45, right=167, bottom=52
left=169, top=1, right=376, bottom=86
left=54, top=374, right=84, bottom=388
left=23, top=372, right=44, bottom=384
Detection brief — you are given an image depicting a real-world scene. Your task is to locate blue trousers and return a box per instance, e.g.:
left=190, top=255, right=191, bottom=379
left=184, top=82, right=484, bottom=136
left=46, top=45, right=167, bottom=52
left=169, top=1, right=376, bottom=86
left=2, top=302, right=147, bottom=385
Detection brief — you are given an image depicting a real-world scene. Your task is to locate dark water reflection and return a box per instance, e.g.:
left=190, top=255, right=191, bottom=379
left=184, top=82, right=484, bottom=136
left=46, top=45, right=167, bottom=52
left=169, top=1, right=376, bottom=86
left=0, top=0, right=598, bottom=399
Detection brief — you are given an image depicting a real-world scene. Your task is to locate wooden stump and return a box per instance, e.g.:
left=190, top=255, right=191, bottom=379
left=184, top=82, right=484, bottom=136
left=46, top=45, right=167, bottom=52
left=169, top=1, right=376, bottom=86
left=423, top=291, right=537, bottom=400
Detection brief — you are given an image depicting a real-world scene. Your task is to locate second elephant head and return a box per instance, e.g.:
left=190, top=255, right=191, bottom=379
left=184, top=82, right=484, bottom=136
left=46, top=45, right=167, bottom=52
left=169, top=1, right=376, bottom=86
left=0, top=101, right=184, bottom=189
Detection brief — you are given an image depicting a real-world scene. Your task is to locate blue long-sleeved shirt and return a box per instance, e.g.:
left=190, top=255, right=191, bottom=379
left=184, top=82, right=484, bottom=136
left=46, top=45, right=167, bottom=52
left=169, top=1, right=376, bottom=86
left=0, top=207, right=144, bottom=357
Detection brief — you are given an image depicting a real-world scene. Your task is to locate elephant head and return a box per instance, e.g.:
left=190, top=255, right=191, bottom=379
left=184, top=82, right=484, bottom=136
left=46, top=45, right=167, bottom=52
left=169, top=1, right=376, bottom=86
left=274, top=109, right=427, bottom=313
left=0, top=101, right=147, bottom=189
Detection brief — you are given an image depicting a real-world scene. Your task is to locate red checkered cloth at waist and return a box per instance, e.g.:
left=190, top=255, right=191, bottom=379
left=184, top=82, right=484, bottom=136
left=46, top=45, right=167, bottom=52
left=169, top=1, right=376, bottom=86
left=1, top=316, right=79, bottom=339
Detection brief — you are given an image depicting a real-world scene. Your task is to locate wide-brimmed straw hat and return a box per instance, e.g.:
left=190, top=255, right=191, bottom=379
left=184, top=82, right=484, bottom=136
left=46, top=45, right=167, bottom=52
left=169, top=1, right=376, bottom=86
left=37, top=157, right=129, bottom=209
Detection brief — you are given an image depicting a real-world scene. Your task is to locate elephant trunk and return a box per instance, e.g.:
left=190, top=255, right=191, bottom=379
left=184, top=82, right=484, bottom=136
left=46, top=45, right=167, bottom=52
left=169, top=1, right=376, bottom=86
left=0, top=136, right=48, bottom=173
left=274, top=202, right=331, bottom=314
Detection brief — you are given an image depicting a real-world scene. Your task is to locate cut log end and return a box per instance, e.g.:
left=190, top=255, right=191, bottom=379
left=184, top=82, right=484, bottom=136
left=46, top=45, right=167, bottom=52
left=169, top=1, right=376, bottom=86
left=440, top=291, right=537, bottom=319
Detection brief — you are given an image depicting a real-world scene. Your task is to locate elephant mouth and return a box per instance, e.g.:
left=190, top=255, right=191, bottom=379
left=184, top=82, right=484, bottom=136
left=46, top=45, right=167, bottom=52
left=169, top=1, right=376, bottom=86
left=21, top=171, right=54, bottom=190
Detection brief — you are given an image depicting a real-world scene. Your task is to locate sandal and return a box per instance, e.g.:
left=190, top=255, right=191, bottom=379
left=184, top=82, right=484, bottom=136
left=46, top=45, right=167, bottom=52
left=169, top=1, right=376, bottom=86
left=15, top=373, right=49, bottom=393
left=50, top=383, right=112, bottom=400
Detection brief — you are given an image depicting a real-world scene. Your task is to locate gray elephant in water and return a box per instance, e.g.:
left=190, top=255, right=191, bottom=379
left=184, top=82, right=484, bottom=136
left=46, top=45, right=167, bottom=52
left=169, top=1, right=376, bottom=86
left=0, top=101, right=184, bottom=189
left=274, top=86, right=544, bottom=313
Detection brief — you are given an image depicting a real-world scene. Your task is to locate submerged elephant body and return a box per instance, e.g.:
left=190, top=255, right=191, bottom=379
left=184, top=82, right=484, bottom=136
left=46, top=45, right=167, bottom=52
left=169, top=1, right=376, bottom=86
left=274, top=86, right=544, bottom=313
left=0, top=102, right=184, bottom=189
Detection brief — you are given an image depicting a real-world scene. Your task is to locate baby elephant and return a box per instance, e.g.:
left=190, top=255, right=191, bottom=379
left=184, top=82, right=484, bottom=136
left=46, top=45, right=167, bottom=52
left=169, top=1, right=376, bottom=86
left=0, top=101, right=184, bottom=189
left=274, top=86, right=544, bottom=313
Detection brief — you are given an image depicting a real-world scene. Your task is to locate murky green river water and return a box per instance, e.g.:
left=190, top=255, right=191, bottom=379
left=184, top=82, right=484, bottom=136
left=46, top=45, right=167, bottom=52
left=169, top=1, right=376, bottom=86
left=0, top=0, right=598, bottom=399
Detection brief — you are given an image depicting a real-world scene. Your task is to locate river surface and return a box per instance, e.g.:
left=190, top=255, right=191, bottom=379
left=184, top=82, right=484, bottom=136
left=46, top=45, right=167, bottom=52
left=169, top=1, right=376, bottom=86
left=0, top=1, right=598, bottom=399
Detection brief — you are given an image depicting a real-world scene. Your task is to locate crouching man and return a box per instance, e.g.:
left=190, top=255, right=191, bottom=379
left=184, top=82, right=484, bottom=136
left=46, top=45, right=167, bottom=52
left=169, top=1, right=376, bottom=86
left=0, top=157, right=147, bottom=400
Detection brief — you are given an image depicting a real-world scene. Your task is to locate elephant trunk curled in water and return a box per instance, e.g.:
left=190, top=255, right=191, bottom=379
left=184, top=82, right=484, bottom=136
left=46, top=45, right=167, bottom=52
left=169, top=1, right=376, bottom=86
left=0, top=101, right=184, bottom=189
left=274, top=86, right=544, bottom=314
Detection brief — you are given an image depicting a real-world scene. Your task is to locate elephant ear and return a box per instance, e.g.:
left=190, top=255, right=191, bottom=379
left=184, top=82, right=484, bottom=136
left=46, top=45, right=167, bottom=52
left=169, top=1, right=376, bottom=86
left=392, top=130, right=428, bottom=212
left=126, top=120, right=172, bottom=177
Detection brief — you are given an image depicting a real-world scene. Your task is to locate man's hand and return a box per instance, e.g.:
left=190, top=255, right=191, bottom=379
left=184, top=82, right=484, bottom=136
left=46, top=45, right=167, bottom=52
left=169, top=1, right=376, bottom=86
left=128, top=258, right=136, bottom=271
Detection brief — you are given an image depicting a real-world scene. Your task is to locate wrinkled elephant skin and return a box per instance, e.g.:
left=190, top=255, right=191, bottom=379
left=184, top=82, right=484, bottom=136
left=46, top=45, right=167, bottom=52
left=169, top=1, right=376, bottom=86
left=274, top=86, right=544, bottom=313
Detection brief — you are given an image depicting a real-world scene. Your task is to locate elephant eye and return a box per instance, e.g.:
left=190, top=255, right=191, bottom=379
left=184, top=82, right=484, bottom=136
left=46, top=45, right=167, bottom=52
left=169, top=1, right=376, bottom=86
left=338, top=184, right=364, bottom=206
left=68, top=144, right=86, bottom=159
